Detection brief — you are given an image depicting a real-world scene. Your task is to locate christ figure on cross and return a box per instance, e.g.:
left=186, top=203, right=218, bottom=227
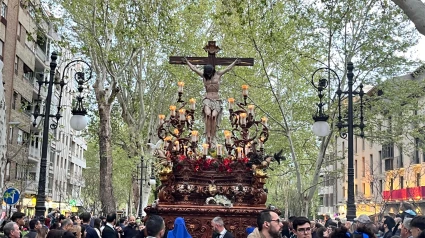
left=182, top=58, right=241, bottom=146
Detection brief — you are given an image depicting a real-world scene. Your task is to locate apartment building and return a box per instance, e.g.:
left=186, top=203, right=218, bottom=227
left=317, top=64, right=425, bottom=218
left=0, top=0, right=86, bottom=215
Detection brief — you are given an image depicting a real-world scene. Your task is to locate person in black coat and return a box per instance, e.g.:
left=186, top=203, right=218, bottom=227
left=102, top=213, right=120, bottom=238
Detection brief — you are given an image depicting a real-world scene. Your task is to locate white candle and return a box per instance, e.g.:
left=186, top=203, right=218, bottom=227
left=170, top=105, right=176, bottom=117
left=228, top=98, right=235, bottom=110
left=224, top=131, right=231, bottom=144
left=191, top=131, right=198, bottom=142
left=202, top=144, right=209, bottom=155
left=242, top=85, right=249, bottom=96
left=240, top=113, right=247, bottom=126
left=158, top=114, right=165, bottom=124
left=178, top=81, right=184, bottom=93
left=179, top=109, right=186, bottom=121
left=248, top=105, right=255, bottom=116
left=217, top=144, right=222, bottom=156
left=189, top=98, right=196, bottom=110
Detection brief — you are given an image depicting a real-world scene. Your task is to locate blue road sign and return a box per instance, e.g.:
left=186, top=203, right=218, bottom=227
left=3, top=188, right=20, bottom=205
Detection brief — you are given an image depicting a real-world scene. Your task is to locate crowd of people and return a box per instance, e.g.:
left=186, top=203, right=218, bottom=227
left=0, top=210, right=235, bottom=238
left=1, top=202, right=425, bottom=238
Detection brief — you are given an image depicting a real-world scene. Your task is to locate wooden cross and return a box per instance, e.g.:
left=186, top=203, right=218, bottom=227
left=169, top=41, right=254, bottom=67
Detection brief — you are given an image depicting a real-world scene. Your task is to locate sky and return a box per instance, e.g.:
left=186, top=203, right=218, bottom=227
left=416, top=35, right=425, bottom=61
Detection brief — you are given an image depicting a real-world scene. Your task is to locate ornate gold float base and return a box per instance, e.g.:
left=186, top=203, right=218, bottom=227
left=145, top=204, right=266, bottom=238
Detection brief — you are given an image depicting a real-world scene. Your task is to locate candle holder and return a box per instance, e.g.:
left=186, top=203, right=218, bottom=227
left=177, top=91, right=184, bottom=103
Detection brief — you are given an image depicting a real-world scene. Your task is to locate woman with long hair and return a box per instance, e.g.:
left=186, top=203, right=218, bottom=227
left=93, top=218, right=102, bottom=238
left=36, top=226, right=49, bottom=238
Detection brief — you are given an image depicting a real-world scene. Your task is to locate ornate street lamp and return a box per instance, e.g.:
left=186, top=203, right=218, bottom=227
left=33, top=52, right=92, bottom=217
left=311, top=62, right=365, bottom=221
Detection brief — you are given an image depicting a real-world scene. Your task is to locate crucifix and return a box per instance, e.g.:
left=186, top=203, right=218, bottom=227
left=169, top=41, right=254, bottom=147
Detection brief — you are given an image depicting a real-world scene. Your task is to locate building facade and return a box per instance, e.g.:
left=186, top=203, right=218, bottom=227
left=0, top=0, right=86, bottom=216
left=317, top=65, right=425, bottom=218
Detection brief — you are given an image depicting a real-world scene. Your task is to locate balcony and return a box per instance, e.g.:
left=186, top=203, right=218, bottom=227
left=35, top=45, right=47, bottom=63
left=383, top=186, right=425, bottom=201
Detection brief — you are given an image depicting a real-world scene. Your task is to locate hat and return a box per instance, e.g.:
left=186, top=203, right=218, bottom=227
left=354, top=215, right=372, bottom=224
left=11, top=212, right=25, bottom=221
left=403, top=218, right=413, bottom=230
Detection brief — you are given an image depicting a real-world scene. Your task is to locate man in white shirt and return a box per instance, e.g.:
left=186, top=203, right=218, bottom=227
left=211, top=217, right=234, bottom=238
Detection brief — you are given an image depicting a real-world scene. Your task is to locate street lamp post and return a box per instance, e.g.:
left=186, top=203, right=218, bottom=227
left=33, top=52, right=92, bottom=217
left=311, top=62, right=365, bottom=221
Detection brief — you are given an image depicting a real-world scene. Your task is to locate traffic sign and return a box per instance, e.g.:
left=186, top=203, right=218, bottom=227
left=3, top=188, right=20, bottom=205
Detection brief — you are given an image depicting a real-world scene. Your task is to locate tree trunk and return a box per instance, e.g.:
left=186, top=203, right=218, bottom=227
left=98, top=103, right=116, bottom=214
left=0, top=61, right=6, bottom=195
left=392, top=0, right=425, bottom=36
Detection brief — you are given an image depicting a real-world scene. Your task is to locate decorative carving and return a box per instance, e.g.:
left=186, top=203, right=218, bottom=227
left=146, top=42, right=280, bottom=238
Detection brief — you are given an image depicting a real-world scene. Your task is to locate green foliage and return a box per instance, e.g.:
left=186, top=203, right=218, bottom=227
left=52, top=0, right=423, bottom=216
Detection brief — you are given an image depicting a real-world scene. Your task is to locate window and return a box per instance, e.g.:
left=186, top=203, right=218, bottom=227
left=370, top=182, right=374, bottom=194
left=1, top=2, right=7, bottom=19
left=417, top=173, right=421, bottom=187
left=370, top=154, right=374, bottom=175
left=12, top=91, right=18, bottom=109
left=362, top=183, right=366, bottom=194
left=23, top=64, right=34, bottom=81
left=355, top=160, right=358, bottom=179
left=17, top=129, right=23, bottom=144
left=370, top=139, right=373, bottom=148
left=379, top=151, right=382, bottom=173
left=21, top=97, right=31, bottom=114
left=28, top=4, right=35, bottom=18
left=382, top=143, right=394, bottom=159
left=0, top=40, right=3, bottom=60
left=355, top=185, right=358, bottom=195
left=14, top=56, right=19, bottom=74
left=400, top=176, right=404, bottom=189
left=385, top=159, right=393, bottom=171
left=8, top=126, right=13, bottom=143
left=329, top=193, right=334, bottom=206
left=342, top=142, right=345, bottom=157
left=23, top=131, right=29, bottom=144
left=390, top=178, right=394, bottom=191
left=362, top=157, right=365, bottom=177
left=379, top=180, right=383, bottom=193
left=362, top=138, right=365, bottom=150
left=17, top=23, right=21, bottom=41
